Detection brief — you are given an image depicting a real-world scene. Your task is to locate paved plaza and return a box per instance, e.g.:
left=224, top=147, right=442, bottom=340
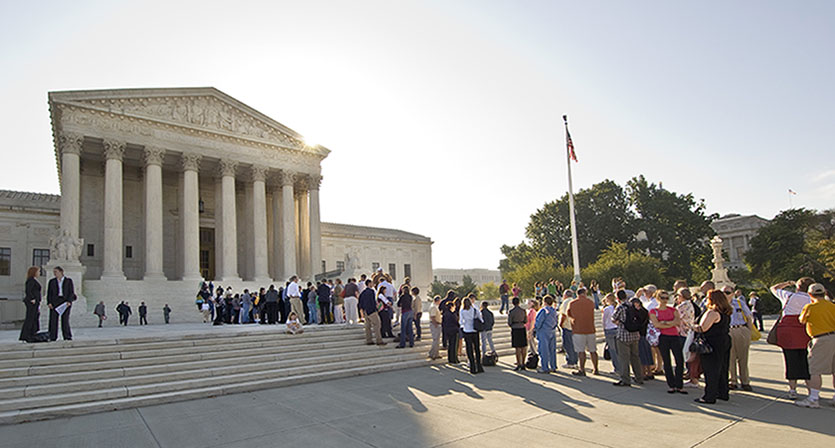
left=0, top=318, right=832, bottom=448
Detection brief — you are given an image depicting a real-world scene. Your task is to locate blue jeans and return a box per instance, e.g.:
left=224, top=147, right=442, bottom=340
left=604, top=328, right=620, bottom=372
left=537, top=330, right=557, bottom=371
left=500, top=295, right=509, bottom=313
left=562, top=328, right=577, bottom=365
left=399, top=310, right=415, bottom=347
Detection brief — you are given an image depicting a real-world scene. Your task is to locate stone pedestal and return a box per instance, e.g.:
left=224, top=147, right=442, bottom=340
left=710, top=236, right=735, bottom=289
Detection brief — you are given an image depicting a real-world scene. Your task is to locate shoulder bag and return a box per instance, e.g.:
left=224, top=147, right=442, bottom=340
left=689, top=332, right=713, bottom=355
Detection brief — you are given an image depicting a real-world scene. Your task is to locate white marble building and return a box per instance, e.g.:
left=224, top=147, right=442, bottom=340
left=710, top=214, right=770, bottom=270
left=433, top=268, right=501, bottom=285
left=0, top=88, right=432, bottom=326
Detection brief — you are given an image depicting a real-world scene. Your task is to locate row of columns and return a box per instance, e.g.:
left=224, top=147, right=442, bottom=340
left=56, top=133, right=322, bottom=283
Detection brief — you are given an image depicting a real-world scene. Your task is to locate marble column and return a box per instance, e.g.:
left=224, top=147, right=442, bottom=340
left=271, top=186, right=282, bottom=280
left=143, top=146, right=166, bottom=280
left=218, top=159, right=240, bottom=282
left=181, top=153, right=202, bottom=281
left=250, top=165, right=270, bottom=283
left=58, top=133, right=83, bottom=240
left=298, top=187, right=310, bottom=280
left=307, top=175, right=322, bottom=278
left=101, top=139, right=126, bottom=280
left=280, top=171, right=297, bottom=280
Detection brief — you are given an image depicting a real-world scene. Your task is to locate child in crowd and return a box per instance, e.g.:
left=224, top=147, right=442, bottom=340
left=286, top=312, right=304, bottom=335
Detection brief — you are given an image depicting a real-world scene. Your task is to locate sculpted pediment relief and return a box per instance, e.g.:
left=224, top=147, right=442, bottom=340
left=70, top=95, right=304, bottom=148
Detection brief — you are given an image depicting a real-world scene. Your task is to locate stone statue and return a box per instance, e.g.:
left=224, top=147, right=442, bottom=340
left=50, top=229, right=83, bottom=262
left=709, top=236, right=734, bottom=289
left=346, top=251, right=361, bottom=271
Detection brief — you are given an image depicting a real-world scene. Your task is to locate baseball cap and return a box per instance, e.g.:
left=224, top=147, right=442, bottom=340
left=808, top=283, right=826, bottom=296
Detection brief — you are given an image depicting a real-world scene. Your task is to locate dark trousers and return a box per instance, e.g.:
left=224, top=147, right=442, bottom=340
left=700, top=346, right=730, bottom=402
left=319, top=302, right=332, bottom=324
left=139, top=315, right=147, bottom=325
left=302, top=299, right=310, bottom=323
left=164, top=314, right=170, bottom=324
left=500, top=295, right=509, bottom=314
left=658, top=334, right=684, bottom=389
left=752, top=312, right=764, bottom=331
left=446, top=330, right=459, bottom=363
left=380, top=308, right=394, bottom=337
left=265, top=302, right=278, bottom=324
left=279, top=300, right=288, bottom=323
left=19, top=302, right=40, bottom=341
left=413, top=312, right=422, bottom=339
left=464, top=331, right=482, bottom=373
left=48, top=305, right=72, bottom=341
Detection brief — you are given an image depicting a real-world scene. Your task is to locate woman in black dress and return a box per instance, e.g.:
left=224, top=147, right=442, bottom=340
left=695, top=289, right=732, bottom=404
left=19, top=266, right=42, bottom=342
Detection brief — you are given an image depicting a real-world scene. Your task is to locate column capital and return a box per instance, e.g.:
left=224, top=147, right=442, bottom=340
left=306, top=174, right=322, bottom=191
left=278, top=170, right=296, bottom=187
left=250, top=165, right=268, bottom=183
left=143, top=146, right=165, bottom=167
left=59, top=132, right=84, bottom=156
left=181, top=152, right=202, bottom=172
left=102, top=139, right=126, bottom=161
left=218, top=158, right=238, bottom=177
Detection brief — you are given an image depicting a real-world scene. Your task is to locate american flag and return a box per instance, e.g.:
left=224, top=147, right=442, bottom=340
left=788, top=189, right=797, bottom=195
left=566, top=127, right=577, bottom=162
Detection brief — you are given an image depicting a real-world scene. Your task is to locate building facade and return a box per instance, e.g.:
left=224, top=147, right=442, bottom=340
left=433, top=268, right=502, bottom=285
left=0, top=88, right=432, bottom=326
left=710, top=214, right=770, bottom=270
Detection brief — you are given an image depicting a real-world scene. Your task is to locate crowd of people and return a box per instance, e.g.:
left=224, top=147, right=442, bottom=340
left=16, top=264, right=835, bottom=410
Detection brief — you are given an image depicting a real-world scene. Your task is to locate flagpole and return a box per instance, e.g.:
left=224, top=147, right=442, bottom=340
left=563, top=115, right=581, bottom=284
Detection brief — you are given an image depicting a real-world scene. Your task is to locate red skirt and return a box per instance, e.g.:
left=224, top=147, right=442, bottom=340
left=776, top=315, right=811, bottom=350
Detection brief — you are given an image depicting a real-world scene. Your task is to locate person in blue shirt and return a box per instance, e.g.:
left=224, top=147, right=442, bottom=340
left=534, top=295, right=559, bottom=373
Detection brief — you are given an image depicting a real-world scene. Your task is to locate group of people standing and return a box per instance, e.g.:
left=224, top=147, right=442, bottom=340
left=18, top=265, right=77, bottom=342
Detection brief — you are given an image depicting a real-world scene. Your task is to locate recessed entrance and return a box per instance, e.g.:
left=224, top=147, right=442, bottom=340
left=199, top=227, right=215, bottom=280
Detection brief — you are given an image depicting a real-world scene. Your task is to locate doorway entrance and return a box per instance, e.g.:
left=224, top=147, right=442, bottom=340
left=199, top=227, right=215, bottom=280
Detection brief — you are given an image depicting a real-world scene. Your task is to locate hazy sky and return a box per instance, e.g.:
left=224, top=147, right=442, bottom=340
left=1, top=1, right=833, bottom=270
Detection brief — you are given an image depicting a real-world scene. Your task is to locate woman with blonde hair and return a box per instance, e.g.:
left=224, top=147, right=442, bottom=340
left=19, top=266, right=42, bottom=342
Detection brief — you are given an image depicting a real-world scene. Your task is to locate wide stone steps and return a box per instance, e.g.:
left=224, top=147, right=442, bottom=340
left=0, top=322, right=515, bottom=424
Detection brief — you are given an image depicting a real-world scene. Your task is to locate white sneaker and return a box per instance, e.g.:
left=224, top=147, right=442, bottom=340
left=794, top=397, right=821, bottom=409
left=684, top=382, right=699, bottom=389
left=787, top=389, right=798, bottom=400
left=561, top=363, right=577, bottom=369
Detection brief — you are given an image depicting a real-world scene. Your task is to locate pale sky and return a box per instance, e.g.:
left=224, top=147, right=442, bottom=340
left=1, top=1, right=833, bottom=270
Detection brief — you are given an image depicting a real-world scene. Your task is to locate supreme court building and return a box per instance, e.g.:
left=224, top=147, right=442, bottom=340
left=0, top=88, right=432, bottom=326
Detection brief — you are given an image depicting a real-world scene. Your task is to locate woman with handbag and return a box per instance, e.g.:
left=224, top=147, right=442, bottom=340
left=771, top=278, right=814, bottom=399
left=694, top=289, right=732, bottom=404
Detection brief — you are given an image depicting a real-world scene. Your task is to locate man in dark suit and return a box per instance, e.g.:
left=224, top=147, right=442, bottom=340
left=318, top=281, right=332, bottom=324
left=46, top=266, right=75, bottom=341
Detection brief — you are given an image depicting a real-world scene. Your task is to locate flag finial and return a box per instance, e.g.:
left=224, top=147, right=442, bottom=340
left=562, top=114, right=568, bottom=124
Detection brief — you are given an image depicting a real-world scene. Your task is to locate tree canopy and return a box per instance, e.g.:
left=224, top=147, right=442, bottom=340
left=500, top=176, right=716, bottom=285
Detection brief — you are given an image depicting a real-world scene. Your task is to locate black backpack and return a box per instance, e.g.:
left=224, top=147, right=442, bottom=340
left=482, top=352, right=498, bottom=366
left=525, top=352, right=539, bottom=369
left=624, top=305, right=642, bottom=333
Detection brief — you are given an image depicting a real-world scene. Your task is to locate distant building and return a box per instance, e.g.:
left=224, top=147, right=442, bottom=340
left=433, top=268, right=502, bottom=286
left=710, top=214, right=770, bottom=270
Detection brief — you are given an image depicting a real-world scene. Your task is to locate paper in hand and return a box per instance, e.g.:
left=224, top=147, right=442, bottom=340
left=55, top=302, right=68, bottom=316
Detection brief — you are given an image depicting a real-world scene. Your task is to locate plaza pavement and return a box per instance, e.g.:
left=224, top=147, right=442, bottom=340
left=0, top=317, right=832, bottom=448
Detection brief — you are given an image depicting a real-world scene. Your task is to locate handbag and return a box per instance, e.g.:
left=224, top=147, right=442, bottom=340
left=682, top=330, right=695, bottom=361
left=603, top=343, right=611, bottom=360
left=474, top=316, right=484, bottom=332
left=738, top=298, right=761, bottom=341
left=766, top=317, right=780, bottom=345
left=689, top=332, right=713, bottom=355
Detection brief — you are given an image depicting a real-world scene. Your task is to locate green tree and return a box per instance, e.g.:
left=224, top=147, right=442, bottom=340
left=523, top=180, right=635, bottom=268
left=503, top=256, right=574, bottom=297
left=428, top=275, right=479, bottom=299
left=581, top=243, right=666, bottom=289
left=498, top=242, right=536, bottom=273
left=478, top=281, right=500, bottom=301
left=745, top=208, right=835, bottom=290
left=626, top=175, right=716, bottom=282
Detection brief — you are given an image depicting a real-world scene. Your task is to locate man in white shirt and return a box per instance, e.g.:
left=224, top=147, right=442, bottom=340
left=286, top=276, right=304, bottom=324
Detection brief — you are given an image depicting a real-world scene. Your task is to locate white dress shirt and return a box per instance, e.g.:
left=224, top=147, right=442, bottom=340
left=286, top=281, right=301, bottom=297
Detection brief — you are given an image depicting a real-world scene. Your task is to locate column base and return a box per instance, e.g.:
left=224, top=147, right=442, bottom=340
left=100, top=272, right=126, bottom=281
left=181, top=274, right=205, bottom=283
left=252, top=277, right=272, bottom=285
left=142, top=272, right=167, bottom=281
left=218, top=276, right=242, bottom=283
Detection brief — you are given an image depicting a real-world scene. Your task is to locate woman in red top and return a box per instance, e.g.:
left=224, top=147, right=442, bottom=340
left=650, top=290, right=687, bottom=394
left=771, top=278, right=814, bottom=399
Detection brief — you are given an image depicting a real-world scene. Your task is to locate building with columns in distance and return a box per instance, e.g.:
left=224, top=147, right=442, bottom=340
left=0, top=88, right=432, bottom=327
left=710, top=214, right=770, bottom=270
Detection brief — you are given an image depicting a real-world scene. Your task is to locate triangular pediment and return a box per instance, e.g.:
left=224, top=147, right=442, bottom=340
left=49, top=88, right=327, bottom=155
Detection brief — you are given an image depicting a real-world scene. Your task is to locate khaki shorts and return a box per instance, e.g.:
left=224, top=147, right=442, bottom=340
left=573, top=333, right=597, bottom=354
left=808, top=333, right=835, bottom=375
